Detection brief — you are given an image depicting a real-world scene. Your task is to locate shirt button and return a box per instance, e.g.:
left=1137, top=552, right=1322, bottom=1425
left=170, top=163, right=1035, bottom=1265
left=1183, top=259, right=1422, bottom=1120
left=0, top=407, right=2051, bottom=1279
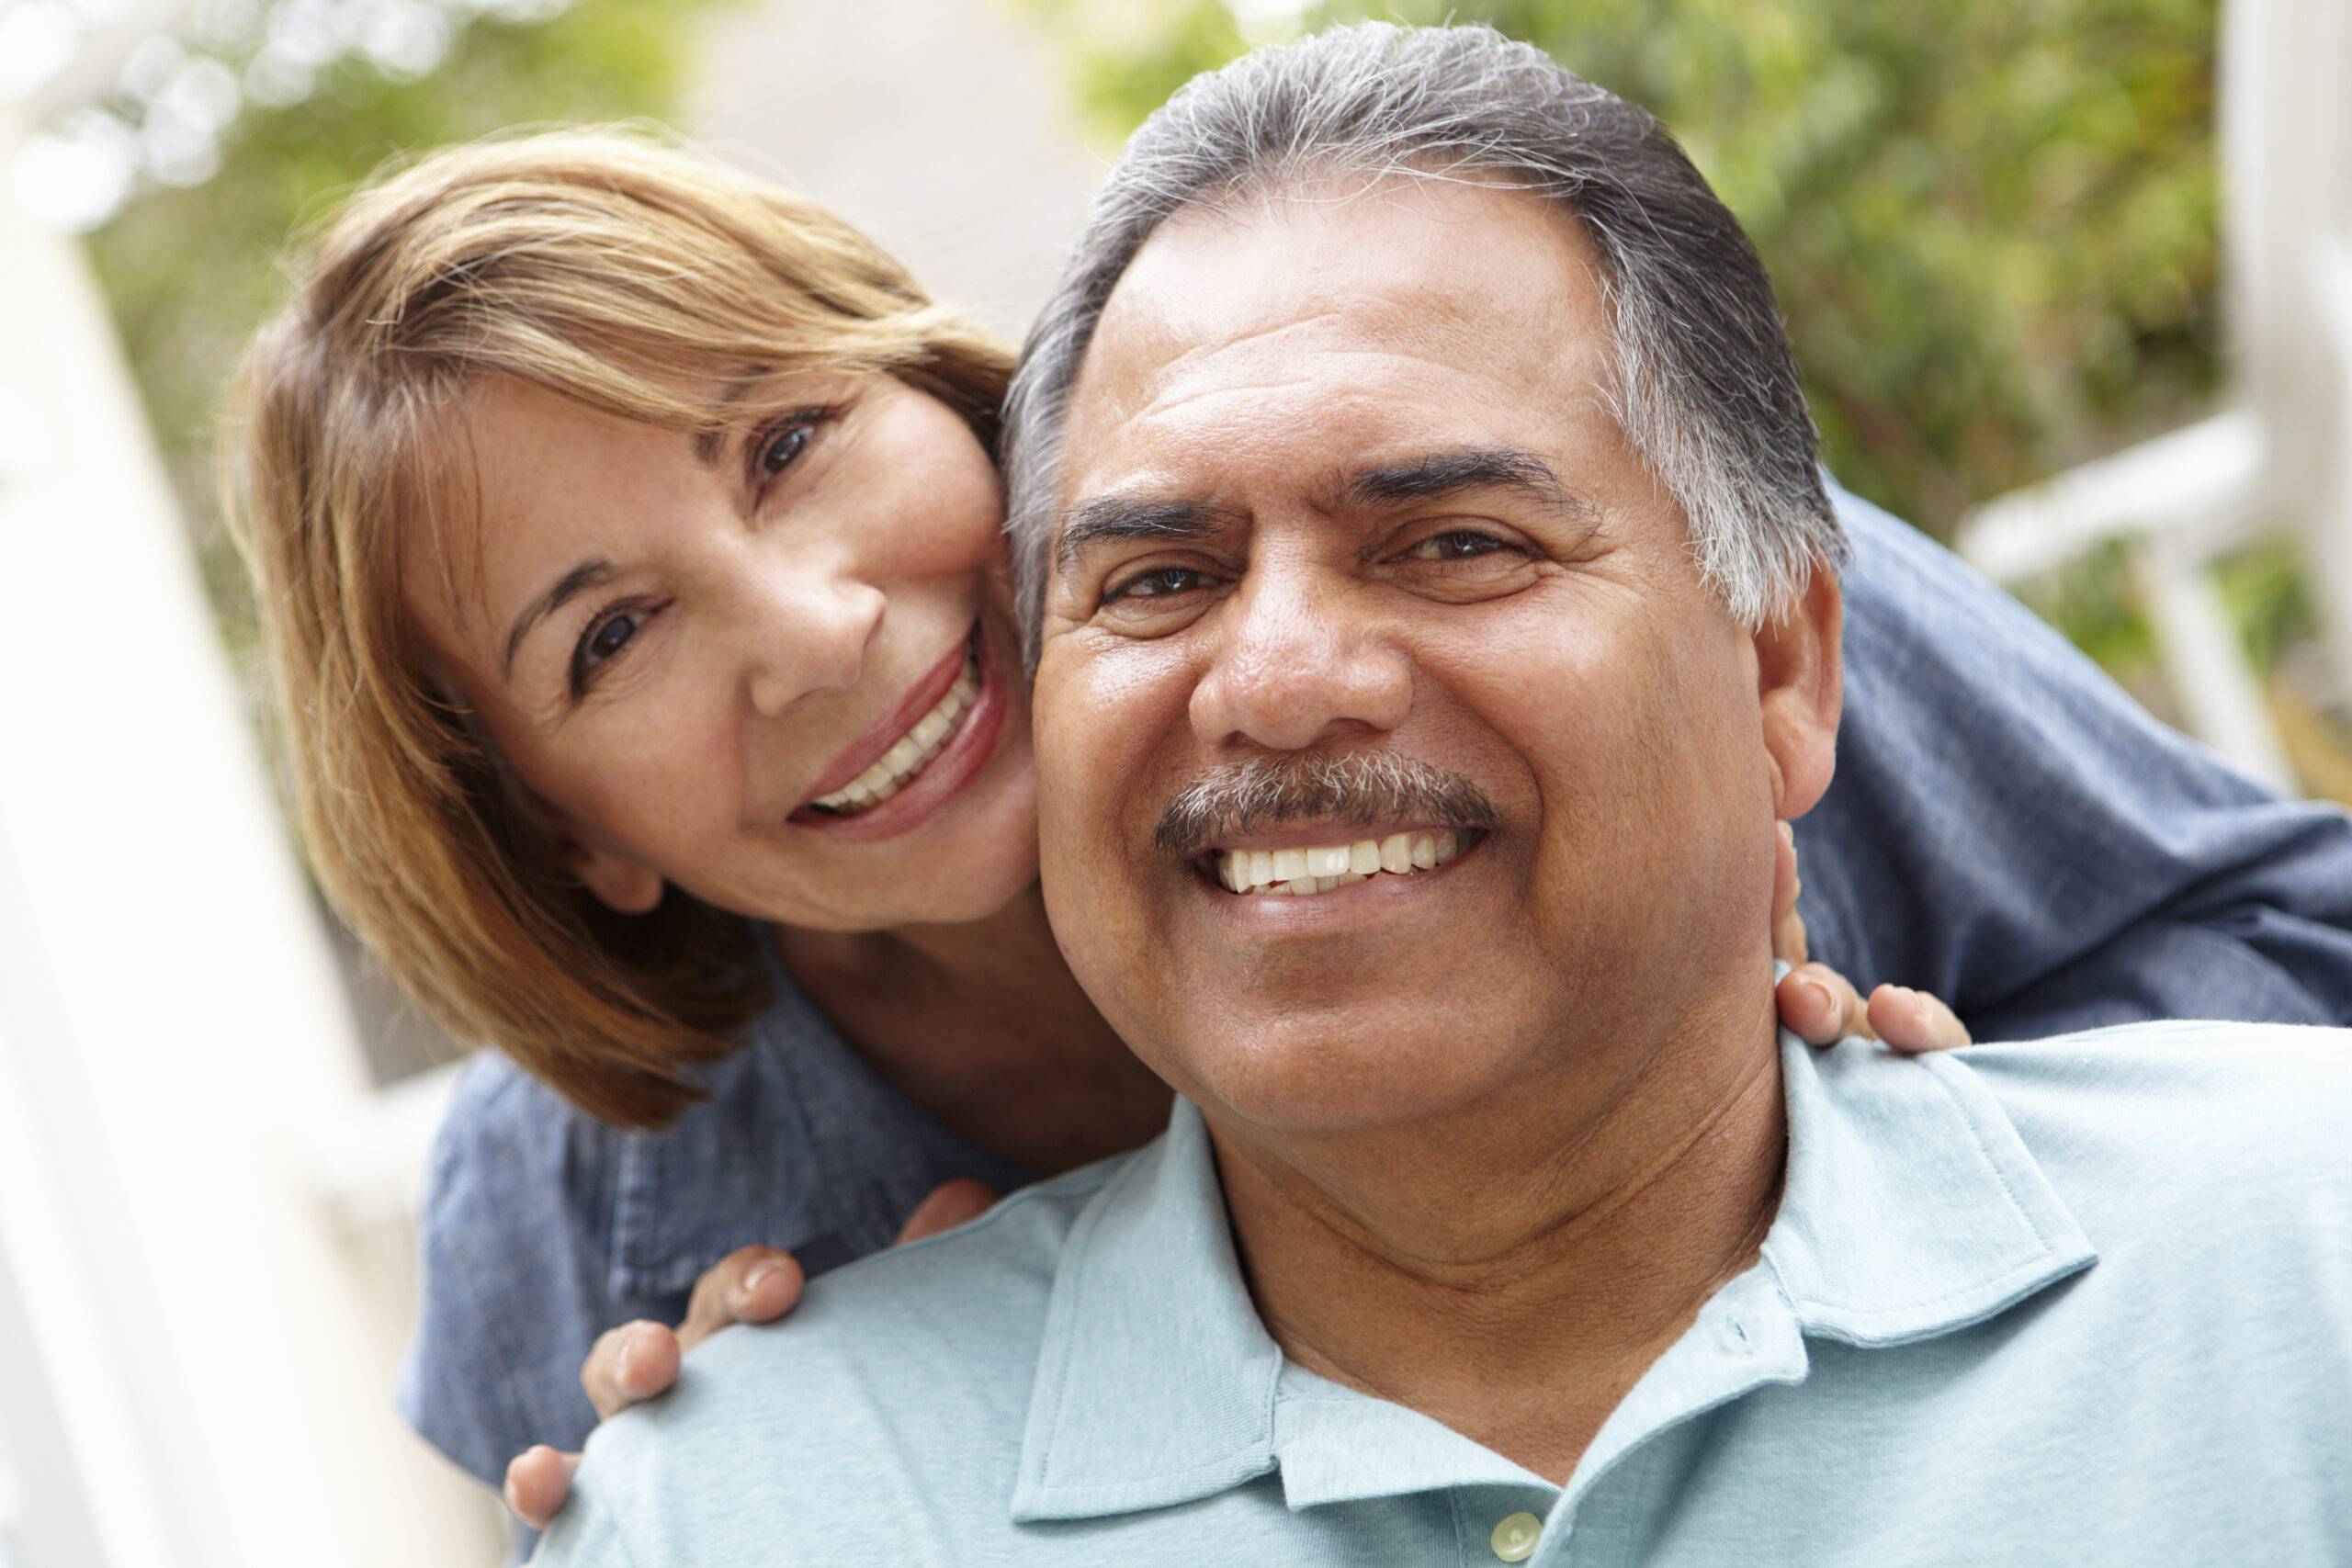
left=1490, top=1511, right=1542, bottom=1562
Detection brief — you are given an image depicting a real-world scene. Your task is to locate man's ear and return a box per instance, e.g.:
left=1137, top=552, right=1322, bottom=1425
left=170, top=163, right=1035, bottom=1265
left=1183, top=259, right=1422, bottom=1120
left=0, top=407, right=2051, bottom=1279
left=569, top=840, right=665, bottom=915
left=1754, top=565, right=1844, bottom=821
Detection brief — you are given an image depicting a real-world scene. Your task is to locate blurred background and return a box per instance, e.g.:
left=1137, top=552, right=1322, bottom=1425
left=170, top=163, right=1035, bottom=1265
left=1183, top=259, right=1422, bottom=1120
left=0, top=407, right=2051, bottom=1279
left=0, top=0, right=2346, bottom=1562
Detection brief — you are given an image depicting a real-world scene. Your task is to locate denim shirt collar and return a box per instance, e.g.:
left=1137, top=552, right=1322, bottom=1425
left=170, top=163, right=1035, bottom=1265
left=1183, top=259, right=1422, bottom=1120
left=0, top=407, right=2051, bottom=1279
left=1011, top=1031, right=2096, bottom=1523
left=605, top=946, right=1032, bottom=1303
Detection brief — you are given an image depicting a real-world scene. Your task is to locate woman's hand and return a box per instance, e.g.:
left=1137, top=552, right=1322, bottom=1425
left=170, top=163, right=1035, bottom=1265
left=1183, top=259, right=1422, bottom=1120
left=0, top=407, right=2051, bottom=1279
left=501, top=1179, right=999, bottom=1530
left=1770, top=821, right=1971, bottom=1053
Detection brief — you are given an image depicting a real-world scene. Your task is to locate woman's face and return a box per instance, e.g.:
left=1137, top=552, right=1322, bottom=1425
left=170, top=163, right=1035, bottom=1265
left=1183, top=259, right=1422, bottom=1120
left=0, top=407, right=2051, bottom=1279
left=403, top=371, right=1039, bottom=932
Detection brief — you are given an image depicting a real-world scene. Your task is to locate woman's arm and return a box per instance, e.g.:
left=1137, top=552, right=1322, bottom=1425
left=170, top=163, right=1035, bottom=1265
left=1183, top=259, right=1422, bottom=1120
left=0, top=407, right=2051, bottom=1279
left=1797, top=482, right=2352, bottom=1032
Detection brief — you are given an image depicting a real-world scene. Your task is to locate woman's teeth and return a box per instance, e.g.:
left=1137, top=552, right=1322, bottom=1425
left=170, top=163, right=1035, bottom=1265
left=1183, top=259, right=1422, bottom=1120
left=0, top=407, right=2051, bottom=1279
left=1213, top=830, right=1465, bottom=897
left=808, top=655, right=979, bottom=814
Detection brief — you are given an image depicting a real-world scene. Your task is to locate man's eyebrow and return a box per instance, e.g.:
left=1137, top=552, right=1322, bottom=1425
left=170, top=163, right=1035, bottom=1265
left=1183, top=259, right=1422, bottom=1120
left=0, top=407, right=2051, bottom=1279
left=1343, top=446, right=1591, bottom=517
left=1055, top=497, right=1244, bottom=572
left=503, top=559, right=616, bottom=681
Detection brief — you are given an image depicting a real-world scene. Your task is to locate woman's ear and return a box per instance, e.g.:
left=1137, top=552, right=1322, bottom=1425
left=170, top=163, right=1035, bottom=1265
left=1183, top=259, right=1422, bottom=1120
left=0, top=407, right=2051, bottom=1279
left=570, top=842, right=665, bottom=915
left=1753, top=565, right=1844, bottom=821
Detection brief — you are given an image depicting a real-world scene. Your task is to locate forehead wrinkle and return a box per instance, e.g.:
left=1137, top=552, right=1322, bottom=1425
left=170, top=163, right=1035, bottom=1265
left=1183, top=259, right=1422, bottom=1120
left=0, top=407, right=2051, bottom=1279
left=1109, top=178, right=1611, bottom=412
left=1066, top=179, right=1628, bottom=564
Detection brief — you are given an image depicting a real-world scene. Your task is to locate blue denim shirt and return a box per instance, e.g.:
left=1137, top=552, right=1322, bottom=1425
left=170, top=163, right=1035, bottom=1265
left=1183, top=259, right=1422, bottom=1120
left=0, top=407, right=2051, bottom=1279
left=400, top=485, right=2352, bottom=1544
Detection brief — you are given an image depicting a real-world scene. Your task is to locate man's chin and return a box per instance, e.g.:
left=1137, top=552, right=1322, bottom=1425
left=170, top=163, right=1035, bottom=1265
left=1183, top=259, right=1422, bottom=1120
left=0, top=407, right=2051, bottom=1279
left=1159, top=1009, right=1520, bottom=1137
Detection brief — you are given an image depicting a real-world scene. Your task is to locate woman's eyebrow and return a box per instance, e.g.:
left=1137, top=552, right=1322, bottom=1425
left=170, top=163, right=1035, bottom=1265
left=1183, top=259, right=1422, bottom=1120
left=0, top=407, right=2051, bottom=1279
left=503, top=559, right=616, bottom=680
left=689, top=368, right=775, bottom=468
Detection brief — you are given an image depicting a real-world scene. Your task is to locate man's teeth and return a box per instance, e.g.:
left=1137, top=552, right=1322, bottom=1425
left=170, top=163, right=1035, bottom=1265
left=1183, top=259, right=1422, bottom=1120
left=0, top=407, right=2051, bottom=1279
left=808, top=655, right=979, bottom=813
left=1213, top=830, right=1464, bottom=896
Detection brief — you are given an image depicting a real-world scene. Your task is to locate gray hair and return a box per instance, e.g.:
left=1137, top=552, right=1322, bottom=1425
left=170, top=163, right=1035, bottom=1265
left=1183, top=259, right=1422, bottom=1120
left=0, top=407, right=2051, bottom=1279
left=1002, top=21, right=1842, bottom=662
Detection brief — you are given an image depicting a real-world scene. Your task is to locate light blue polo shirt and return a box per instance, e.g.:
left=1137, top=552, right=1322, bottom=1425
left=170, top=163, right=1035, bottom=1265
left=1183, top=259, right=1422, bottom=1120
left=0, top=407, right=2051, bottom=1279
left=531, top=1021, right=2352, bottom=1566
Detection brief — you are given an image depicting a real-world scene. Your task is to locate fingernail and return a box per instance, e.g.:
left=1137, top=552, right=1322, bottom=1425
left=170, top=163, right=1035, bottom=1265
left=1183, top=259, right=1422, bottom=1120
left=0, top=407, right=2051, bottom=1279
left=1777, top=821, right=1794, bottom=848
left=745, top=1260, right=788, bottom=1296
left=1801, top=978, right=1835, bottom=1016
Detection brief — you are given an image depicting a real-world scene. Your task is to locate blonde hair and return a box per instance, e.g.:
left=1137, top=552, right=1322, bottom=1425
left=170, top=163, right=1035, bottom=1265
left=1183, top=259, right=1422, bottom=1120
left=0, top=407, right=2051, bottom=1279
left=222, top=128, right=1013, bottom=1128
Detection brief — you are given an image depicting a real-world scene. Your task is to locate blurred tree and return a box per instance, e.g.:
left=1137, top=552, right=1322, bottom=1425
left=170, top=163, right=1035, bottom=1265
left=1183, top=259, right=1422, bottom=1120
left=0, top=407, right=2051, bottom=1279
left=1025, top=0, right=2222, bottom=546
left=84, top=0, right=729, bottom=643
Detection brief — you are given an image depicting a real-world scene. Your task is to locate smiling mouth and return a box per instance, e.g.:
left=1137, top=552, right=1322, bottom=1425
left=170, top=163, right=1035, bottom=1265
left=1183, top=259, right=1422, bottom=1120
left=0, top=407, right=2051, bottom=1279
left=804, top=649, right=982, bottom=816
left=1204, top=829, right=1478, bottom=897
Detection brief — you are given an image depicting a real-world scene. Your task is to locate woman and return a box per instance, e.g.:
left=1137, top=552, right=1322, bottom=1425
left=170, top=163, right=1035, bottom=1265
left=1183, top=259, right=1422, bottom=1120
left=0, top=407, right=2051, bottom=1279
left=224, top=127, right=2314, bottom=1548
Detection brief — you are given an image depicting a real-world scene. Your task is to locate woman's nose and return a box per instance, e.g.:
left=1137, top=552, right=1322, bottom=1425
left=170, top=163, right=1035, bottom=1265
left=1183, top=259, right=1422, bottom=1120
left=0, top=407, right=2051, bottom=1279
left=741, top=569, right=885, bottom=718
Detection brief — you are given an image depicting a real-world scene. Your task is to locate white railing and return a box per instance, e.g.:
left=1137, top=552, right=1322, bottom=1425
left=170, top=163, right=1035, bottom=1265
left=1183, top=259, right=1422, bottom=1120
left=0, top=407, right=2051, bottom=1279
left=1958, top=0, right=2352, bottom=788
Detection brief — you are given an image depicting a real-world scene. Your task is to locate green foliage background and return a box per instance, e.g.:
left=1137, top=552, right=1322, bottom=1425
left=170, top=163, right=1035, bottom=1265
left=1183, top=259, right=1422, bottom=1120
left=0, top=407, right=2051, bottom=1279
left=1030, top=0, right=2222, bottom=540
left=86, top=0, right=728, bottom=637
left=91, top=0, right=2324, bottom=716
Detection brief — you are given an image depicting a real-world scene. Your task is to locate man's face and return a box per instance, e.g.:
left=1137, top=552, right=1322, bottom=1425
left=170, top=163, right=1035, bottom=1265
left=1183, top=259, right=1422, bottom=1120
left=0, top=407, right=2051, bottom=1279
left=1033, top=175, right=1838, bottom=1137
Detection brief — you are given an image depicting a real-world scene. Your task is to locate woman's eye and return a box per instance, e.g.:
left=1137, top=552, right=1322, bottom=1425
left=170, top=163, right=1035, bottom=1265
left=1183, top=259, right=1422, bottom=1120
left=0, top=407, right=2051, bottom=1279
left=761, top=423, right=813, bottom=477
left=754, top=408, right=838, bottom=488
left=571, top=606, right=651, bottom=696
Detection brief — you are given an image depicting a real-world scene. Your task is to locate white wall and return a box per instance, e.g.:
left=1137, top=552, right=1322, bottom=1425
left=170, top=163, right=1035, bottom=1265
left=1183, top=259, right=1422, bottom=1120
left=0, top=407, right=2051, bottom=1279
left=0, top=103, right=503, bottom=1568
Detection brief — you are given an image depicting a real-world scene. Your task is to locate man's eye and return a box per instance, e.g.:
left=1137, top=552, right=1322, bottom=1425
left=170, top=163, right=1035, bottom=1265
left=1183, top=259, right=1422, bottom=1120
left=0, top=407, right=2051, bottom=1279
left=1408, top=530, right=1514, bottom=561
left=1105, top=567, right=1212, bottom=604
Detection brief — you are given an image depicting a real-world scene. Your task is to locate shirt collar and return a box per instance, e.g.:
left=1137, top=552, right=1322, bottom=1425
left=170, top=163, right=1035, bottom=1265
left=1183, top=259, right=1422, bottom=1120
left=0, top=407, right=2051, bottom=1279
left=1011, top=1099, right=1283, bottom=1521
left=1012, top=1032, right=2096, bottom=1524
left=1760, top=1032, right=2096, bottom=1346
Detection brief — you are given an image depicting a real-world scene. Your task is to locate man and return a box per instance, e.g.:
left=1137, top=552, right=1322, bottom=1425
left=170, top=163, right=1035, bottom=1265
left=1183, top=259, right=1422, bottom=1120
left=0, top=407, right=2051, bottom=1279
left=533, top=25, right=2352, bottom=1565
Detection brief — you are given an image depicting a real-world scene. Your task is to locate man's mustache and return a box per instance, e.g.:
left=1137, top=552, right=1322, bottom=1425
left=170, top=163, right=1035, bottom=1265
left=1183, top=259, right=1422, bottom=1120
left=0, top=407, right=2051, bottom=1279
left=1153, top=751, right=1501, bottom=859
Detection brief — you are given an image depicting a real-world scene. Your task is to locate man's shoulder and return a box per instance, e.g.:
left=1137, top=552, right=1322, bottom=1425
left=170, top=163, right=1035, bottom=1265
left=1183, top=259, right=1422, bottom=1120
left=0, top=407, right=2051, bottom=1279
left=1957, top=1018, right=2351, bottom=1148
left=1952, top=1020, right=2352, bottom=1243
left=724, top=1151, right=1116, bottom=1365
left=547, top=1155, right=1135, bottom=1562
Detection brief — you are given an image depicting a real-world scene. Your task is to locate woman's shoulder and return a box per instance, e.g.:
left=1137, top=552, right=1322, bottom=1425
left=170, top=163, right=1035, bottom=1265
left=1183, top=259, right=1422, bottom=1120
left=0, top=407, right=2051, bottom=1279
left=396, top=969, right=1035, bottom=1483
left=429, top=1047, right=617, bottom=1185
left=411, top=973, right=867, bottom=1294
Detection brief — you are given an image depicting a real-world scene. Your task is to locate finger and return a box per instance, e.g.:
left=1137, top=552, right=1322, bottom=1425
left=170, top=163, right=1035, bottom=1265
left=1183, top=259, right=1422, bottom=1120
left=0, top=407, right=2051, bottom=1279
left=681, top=1246, right=806, bottom=1353
left=1867, top=984, right=1973, bottom=1054
left=503, top=1445, right=580, bottom=1532
left=1774, top=966, right=1835, bottom=1044
left=1778, top=964, right=1871, bottom=1048
left=896, top=1179, right=1000, bottom=1245
left=582, top=1320, right=681, bottom=1422
left=1770, top=822, right=1809, bottom=968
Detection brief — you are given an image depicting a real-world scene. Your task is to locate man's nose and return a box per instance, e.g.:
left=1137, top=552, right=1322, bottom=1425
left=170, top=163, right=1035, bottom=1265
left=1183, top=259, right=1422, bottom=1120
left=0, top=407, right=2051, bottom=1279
left=1188, top=561, right=1410, bottom=751
left=739, top=563, right=884, bottom=719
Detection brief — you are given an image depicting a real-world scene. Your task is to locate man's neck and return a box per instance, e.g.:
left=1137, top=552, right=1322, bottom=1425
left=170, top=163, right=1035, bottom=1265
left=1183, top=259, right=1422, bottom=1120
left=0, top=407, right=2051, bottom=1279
left=1210, top=988, right=1788, bottom=1483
